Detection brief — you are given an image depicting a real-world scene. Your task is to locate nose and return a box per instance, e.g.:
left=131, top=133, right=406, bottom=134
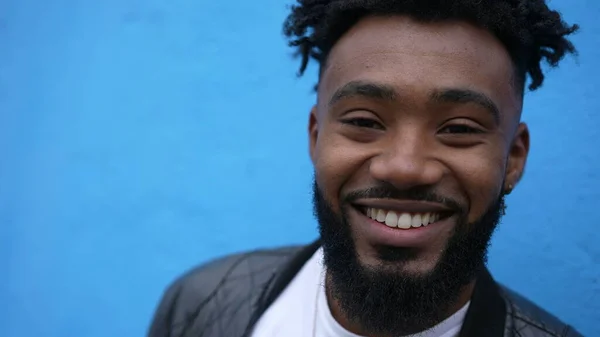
left=369, top=132, right=445, bottom=191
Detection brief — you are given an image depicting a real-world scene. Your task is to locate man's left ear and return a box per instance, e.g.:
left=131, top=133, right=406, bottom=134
left=308, top=105, right=319, bottom=165
left=505, top=123, right=530, bottom=194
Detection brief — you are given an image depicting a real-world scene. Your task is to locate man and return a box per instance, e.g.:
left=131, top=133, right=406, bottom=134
left=148, top=1, right=582, bottom=336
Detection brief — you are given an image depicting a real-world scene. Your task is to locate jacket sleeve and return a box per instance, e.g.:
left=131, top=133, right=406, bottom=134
left=145, top=253, right=250, bottom=337
left=147, top=280, right=183, bottom=337
left=562, top=325, right=584, bottom=337
left=144, top=248, right=298, bottom=337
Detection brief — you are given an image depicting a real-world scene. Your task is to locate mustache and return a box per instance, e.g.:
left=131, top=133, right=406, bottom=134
left=344, top=184, right=464, bottom=212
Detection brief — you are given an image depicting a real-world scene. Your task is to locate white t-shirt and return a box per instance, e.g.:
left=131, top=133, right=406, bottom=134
left=251, top=248, right=470, bottom=337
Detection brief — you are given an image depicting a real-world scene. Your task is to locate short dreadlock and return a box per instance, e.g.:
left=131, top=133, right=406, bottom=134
left=283, top=0, right=578, bottom=92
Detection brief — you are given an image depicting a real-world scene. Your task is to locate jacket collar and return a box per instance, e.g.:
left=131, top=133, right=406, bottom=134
left=459, top=266, right=506, bottom=337
left=257, top=239, right=506, bottom=337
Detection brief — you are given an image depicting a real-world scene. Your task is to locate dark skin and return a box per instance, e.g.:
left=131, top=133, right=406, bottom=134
left=308, top=16, right=530, bottom=336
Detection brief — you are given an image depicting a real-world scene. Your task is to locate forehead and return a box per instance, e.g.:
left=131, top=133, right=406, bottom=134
left=319, top=15, right=520, bottom=114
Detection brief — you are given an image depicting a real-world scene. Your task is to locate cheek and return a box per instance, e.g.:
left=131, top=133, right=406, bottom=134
left=452, top=148, right=506, bottom=221
left=313, top=131, right=369, bottom=208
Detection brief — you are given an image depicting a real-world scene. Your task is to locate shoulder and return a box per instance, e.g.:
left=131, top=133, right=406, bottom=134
left=147, top=244, right=304, bottom=337
left=499, top=286, right=583, bottom=337
left=171, top=244, right=303, bottom=298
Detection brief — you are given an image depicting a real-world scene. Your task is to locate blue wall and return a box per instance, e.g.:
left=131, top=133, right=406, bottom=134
left=1, top=1, right=598, bottom=336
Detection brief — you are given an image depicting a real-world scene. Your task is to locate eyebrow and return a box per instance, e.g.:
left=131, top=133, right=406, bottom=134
left=328, top=80, right=397, bottom=107
left=430, top=88, right=501, bottom=125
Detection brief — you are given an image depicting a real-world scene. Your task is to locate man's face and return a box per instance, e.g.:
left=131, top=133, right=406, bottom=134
left=309, top=15, right=529, bottom=334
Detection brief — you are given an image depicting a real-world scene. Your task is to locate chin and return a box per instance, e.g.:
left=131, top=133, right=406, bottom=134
left=356, top=244, right=443, bottom=277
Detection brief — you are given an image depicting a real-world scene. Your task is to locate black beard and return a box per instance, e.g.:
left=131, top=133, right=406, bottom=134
left=312, top=179, right=505, bottom=336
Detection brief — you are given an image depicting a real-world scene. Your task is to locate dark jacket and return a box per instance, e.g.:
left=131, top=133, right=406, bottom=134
left=148, top=240, right=583, bottom=337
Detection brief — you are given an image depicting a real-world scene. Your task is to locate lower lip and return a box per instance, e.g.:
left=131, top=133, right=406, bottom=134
left=351, top=207, right=455, bottom=248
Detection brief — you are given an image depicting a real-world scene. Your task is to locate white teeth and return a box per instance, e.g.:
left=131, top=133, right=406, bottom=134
left=365, top=208, right=444, bottom=229
left=397, top=213, right=412, bottom=229
left=411, top=214, right=422, bottom=228
left=422, top=212, right=430, bottom=226
left=376, top=209, right=386, bottom=222
left=384, top=211, right=398, bottom=227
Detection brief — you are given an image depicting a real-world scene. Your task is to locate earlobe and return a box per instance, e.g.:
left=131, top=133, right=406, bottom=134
left=505, top=123, right=530, bottom=193
left=308, top=106, right=319, bottom=164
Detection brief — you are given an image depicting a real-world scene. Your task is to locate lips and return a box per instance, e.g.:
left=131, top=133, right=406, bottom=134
left=348, top=199, right=456, bottom=247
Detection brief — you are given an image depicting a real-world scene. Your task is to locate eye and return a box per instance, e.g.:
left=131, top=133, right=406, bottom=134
left=439, top=124, right=482, bottom=134
left=341, top=118, right=384, bottom=130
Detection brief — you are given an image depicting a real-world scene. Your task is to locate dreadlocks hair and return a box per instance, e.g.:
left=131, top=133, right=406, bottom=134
left=283, top=0, right=579, bottom=92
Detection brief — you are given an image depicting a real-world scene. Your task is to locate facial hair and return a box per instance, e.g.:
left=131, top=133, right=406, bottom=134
left=312, top=179, right=506, bottom=336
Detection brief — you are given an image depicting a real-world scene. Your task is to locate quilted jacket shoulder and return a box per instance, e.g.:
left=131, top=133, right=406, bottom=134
left=147, top=245, right=301, bottom=337
left=500, top=287, right=583, bottom=337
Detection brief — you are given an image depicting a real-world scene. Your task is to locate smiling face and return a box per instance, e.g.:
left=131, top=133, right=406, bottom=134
left=309, top=15, right=530, bottom=334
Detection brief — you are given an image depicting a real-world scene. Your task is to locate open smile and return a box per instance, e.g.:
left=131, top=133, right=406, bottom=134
left=353, top=199, right=455, bottom=229
left=358, top=206, right=454, bottom=229
left=350, top=199, right=457, bottom=247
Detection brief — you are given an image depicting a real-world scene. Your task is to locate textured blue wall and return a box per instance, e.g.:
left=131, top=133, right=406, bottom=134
left=1, top=1, right=598, bottom=336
